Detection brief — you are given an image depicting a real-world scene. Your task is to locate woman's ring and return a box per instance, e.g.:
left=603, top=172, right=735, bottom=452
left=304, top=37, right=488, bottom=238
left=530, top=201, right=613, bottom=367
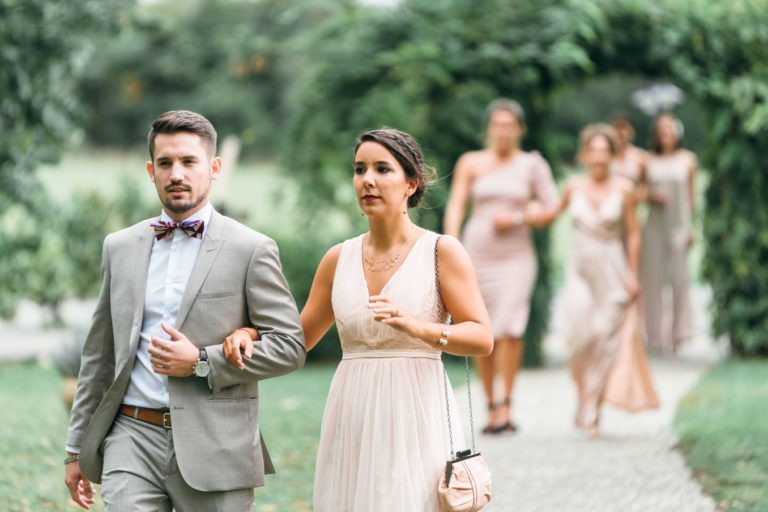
left=395, top=308, right=399, bottom=316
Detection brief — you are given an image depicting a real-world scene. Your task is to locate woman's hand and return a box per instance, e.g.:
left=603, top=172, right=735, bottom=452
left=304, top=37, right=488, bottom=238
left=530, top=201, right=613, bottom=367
left=625, top=273, right=640, bottom=301
left=222, top=328, right=258, bottom=370
left=649, top=188, right=669, bottom=206
left=368, top=295, right=416, bottom=336
left=492, top=211, right=522, bottom=234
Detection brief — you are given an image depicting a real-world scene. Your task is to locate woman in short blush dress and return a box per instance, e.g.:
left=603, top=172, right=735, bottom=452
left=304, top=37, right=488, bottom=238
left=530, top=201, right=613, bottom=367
left=444, top=98, right=559, bottom=434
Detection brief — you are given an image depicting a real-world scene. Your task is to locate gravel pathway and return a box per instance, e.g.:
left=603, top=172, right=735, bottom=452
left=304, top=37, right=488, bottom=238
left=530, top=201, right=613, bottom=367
left=453, top=307, right=726, bottom=512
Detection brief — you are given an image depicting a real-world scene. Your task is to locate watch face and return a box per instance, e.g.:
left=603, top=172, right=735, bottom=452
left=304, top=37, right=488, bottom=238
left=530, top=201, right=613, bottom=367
left=195, top=360, right=211, bottom=378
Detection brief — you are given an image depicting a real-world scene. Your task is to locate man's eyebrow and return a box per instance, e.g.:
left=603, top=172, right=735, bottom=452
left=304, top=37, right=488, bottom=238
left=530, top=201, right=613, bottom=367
left=156, top=154, right=199, bottom=161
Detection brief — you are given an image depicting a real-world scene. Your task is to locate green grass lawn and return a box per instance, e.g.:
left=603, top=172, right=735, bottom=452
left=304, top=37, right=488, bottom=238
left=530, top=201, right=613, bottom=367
left=675, top=359, right=768, bottom=512
left=0, top=360, right=468, bottom=511
left=0, top=361, right=333, bottom=511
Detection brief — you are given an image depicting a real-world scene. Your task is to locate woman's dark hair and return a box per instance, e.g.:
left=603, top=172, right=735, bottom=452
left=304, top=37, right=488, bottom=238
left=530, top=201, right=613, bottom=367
left=354, top=128, right=436, bottom=208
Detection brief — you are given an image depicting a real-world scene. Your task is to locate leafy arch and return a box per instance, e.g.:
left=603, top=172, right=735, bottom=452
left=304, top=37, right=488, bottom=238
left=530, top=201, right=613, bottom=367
left=285, top=0, right=768, bottom=360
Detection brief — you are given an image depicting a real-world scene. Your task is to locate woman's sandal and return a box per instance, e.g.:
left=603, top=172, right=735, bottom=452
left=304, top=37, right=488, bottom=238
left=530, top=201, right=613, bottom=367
left=482, top=402, right=497, bottom=434
left=492, top=398, right=518, bottom=434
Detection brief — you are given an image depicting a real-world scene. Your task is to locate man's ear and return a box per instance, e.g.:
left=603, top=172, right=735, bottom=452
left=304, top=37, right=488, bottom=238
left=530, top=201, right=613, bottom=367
left=210, top=157, right=222, bottom=180
left=146, top=161, right=155, bottom=182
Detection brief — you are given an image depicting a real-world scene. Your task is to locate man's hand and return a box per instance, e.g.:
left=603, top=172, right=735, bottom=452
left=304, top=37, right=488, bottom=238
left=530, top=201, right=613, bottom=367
left=64, top=458, right=96, bottom=510
left=148, top=323, right=200, bottom=377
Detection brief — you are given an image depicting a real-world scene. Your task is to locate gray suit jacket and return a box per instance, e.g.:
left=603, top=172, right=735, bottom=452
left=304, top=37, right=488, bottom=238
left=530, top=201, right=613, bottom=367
left=66, top=209, right=306, bottom=492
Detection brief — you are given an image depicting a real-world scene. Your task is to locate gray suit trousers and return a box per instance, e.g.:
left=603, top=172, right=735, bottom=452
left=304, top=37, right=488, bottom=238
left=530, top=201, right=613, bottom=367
left=101, top=415, right=253, bottom=512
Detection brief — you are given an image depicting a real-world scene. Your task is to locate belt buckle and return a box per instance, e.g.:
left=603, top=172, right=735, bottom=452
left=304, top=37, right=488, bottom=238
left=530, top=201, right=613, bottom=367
left=162, top=412, right=172, bottom=429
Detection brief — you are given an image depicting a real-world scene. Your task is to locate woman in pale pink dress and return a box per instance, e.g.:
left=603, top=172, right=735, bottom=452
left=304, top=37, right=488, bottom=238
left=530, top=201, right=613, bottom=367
left=444, top=99, right=559, bottom=434
left=224, top=129, right=493, bottom=511
left=539, top=124, right=658, bottom=438
left=641, top=113, right=697, bottom=354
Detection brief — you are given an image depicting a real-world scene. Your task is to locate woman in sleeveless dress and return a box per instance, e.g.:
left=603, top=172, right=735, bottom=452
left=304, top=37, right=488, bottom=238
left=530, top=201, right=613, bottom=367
left=540, top=124, right=657, bottom=438
left=224, top=129, right=493, bottom=511
left=444, top=98, right=559, bottom=434
left=610, top=116, right=648, bottom=186
left=641, top=113, right=697, bottom=354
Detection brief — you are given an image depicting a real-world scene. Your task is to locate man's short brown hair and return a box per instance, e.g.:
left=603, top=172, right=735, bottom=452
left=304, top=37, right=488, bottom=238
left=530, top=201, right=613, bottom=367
left=148, top=110, right=217, bottom=160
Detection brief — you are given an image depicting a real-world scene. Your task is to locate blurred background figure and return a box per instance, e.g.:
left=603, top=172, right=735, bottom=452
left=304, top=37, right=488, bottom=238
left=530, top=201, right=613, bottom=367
left=611, top=116, right=649, bottom=202
left=444, top=98, right=559, bottom=434
left=542, top=123, right=656, bottom=438
left=641, top=113, right=697, bottom=355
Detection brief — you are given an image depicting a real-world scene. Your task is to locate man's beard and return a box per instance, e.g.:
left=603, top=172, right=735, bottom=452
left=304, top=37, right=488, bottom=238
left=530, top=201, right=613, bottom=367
left=163, top=192, right=208, bottom=214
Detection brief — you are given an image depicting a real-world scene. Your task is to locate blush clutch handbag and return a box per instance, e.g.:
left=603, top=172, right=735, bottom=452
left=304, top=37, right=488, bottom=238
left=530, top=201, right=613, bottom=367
left=438, top=357, right=493, bottom=512
left=434, top=236, right=492, bottom=512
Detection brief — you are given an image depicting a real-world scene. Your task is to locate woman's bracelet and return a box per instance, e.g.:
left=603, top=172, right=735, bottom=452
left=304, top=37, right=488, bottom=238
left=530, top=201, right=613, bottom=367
left=436, top=325, right=450, bottom=348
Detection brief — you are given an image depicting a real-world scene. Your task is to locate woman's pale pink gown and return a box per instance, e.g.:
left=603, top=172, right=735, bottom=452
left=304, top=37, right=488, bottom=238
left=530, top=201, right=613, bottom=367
left=313, top=231, right=464, bottom=512
left=462, top=152, right=559, bottom=338
left=562, top=190, right=658, bottom=430
left=641, top=151, right=694, bottom=351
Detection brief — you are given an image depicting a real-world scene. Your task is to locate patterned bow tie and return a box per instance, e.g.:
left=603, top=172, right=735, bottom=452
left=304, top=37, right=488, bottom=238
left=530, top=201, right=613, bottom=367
left=150, top=219, right=205, bottom=241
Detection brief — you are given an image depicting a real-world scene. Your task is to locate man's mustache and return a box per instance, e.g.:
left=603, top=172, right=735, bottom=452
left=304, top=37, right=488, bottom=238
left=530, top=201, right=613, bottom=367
left=165, top=183, right=191, bottom=192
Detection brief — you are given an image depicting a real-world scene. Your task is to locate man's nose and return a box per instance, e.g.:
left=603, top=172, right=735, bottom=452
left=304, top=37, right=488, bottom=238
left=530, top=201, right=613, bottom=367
left=169, top=162, right=185, bottom=181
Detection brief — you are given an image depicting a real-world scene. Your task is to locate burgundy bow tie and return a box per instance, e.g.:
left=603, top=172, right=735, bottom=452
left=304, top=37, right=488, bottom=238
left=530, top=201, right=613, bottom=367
left=150, top=219, right=205, bottom=241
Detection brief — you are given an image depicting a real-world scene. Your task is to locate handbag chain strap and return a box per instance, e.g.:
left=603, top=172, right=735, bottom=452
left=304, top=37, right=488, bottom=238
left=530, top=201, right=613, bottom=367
left=435, top=236, right=477, bottom=456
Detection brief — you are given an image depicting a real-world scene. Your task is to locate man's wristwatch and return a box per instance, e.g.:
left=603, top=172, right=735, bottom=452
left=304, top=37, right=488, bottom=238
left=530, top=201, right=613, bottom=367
left=193, top=348, right=210, bottom=378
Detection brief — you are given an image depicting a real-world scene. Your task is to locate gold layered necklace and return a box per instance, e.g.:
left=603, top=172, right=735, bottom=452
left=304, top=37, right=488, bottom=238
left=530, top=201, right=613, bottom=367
left=364, top=227, right=413, bottom=273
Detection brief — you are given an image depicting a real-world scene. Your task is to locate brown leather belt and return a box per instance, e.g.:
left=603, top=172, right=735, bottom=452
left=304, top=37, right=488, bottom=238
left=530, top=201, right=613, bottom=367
left=119, top=404, right=172, bottom=429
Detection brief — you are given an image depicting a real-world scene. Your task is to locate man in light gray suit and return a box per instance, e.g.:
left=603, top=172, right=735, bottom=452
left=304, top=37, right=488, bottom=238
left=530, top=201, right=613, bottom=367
left=64, top=110, right=306, bottom=511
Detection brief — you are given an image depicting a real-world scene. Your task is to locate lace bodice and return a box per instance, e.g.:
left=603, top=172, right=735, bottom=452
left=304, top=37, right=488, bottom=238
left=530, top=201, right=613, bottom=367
left=331, top=231, right=444, bottom=354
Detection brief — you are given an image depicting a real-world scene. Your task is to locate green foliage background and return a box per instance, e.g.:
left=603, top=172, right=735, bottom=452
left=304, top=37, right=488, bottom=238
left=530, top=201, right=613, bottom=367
left=0, top=0, right=137, bottom=319
left=0, top=0, right=128, bottom=209
left=280, top=0, right=768, bottom=359
left=2, top=0, right=768, bottom=358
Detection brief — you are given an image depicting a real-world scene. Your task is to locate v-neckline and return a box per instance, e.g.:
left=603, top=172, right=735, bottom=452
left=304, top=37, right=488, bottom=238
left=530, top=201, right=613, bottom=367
left=576, top=189, right=621, bottom=218
left=360, top=231, right=427, bottom=297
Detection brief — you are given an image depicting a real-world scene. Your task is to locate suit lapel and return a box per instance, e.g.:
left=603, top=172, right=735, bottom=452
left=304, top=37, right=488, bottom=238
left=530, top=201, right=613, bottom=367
left=175, top=210, right=225, bottom=328
left=128, top=226, right=155, bottom=357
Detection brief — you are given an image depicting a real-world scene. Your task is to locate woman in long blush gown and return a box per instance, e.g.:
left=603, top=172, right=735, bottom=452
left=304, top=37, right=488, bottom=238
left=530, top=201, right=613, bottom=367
left=224, top=129, right=493, bottom=511
left=444, top=98, right=559, bottom=434
left=540, top=124, right=657, bottom=438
